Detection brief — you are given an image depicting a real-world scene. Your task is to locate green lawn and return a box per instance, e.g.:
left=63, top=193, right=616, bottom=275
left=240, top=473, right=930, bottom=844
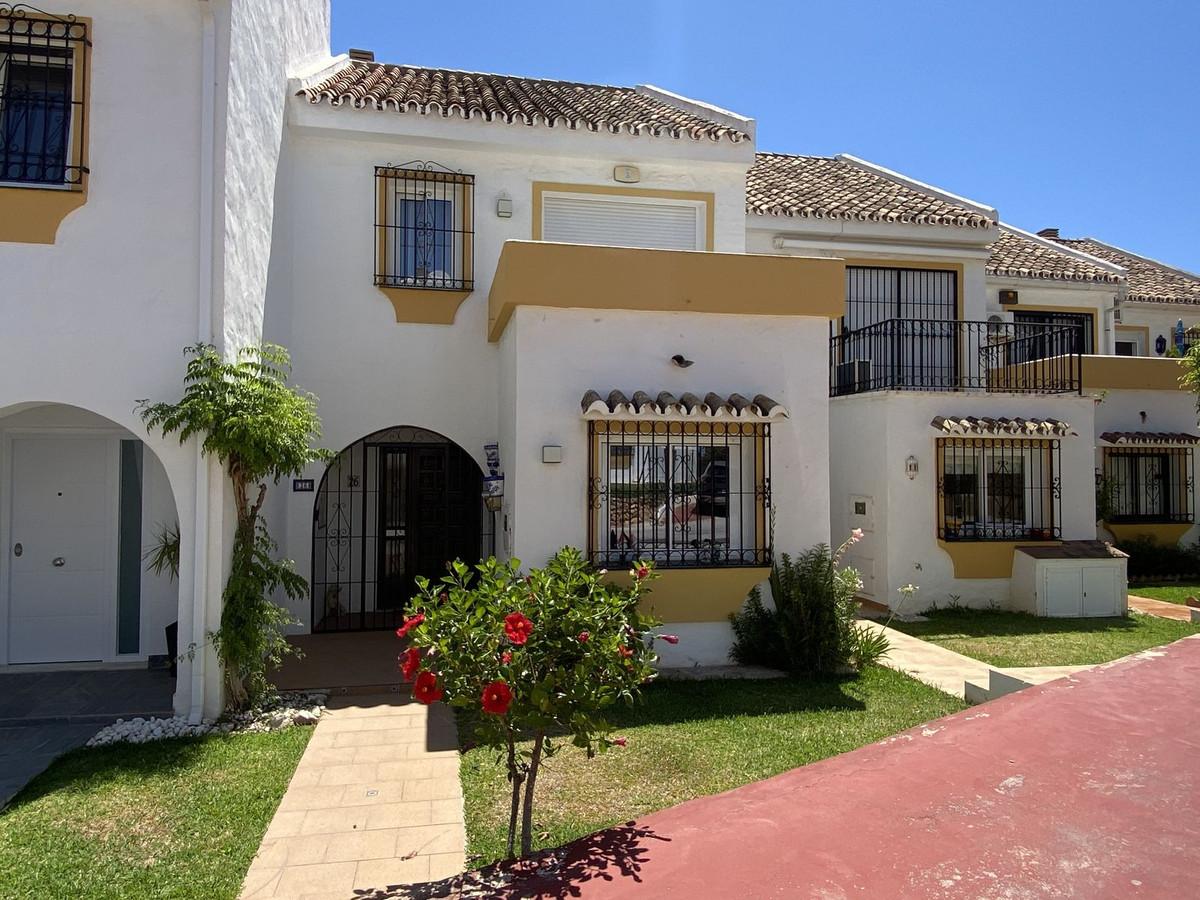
left=1130, top=583, right=1200, bottom=606
left=891, top=609, right=1200, bottom=668
left=0, top=728, right=310, bottom=900
left=459, top=666, right=963, bottom=867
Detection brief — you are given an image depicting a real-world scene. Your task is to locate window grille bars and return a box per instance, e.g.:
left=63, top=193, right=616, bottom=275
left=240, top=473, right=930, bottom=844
left=0, top=5, right=88, bottom=186
left=937, top=438, right=1061, bottom=541
left=1102, top=447, right=1194, bottom=524
left=375, top=162, right=474, bottom=292
left=587, top=420, right=771, bottom=568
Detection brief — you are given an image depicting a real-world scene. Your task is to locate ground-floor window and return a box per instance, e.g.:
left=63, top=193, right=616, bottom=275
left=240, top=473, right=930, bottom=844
left=587, top=420, right=771, bottom=568
left=937, top=438, right=1061, bottom=541
left=311, top=426, right=493, bottom=632
left=1102, top=447, right=1194, bottom=523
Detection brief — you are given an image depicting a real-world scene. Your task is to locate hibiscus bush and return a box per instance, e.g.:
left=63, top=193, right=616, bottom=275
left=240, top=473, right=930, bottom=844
left=397, top=547, right=670, bottom=859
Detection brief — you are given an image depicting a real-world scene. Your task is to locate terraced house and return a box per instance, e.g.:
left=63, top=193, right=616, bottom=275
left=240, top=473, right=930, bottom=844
left=2, top=0, right=1198, bottom=716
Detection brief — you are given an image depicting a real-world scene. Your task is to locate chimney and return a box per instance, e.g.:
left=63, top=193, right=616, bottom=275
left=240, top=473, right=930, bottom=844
left=348, top=48, right=375, bottom=62
left=1037, top=227, right=1060, bottom=239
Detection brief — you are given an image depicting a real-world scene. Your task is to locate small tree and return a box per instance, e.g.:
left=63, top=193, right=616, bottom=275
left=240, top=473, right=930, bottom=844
left=399, top=548, right=669, bottom=859
left=139, top=343, right=329, bottom=709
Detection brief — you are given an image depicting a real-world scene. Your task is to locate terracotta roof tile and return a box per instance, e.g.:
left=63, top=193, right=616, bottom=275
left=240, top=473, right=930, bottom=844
left=581, top=390, right=787, bottom=420
left=1049, top=236, right=1200, bottom=305
left=301, top=61, right=748, bottom=143
left=746, top=153, right=994, bottom=228
left=930, top=415, right=1074, bottom=437
left=986, top=228, right=1123, bottom=285
left=1099, top=431, right=1200, bottom=445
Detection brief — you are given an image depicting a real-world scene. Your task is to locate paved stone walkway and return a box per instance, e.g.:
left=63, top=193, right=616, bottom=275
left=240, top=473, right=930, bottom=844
left=240, top=694, right=465, bottom=899
left=1129, top=593, right=1194, bottom=621
left=860, top=620, right=992, bottom=698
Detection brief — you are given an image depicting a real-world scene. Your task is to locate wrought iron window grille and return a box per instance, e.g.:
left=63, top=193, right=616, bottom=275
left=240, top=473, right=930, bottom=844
left=0, top=5, right=89, bottom=187
left=375, top=161, right=474, bottom=292
left=587, top=420, right=772, bottom=569
left=937, top=437, right=1062, bottom=541
left=1102, top=447, right=1194, bottom=524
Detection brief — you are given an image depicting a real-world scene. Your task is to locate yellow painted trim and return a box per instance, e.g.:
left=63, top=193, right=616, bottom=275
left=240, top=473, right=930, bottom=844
left=532, top=181, right=716, bottom=251
left=1107, top=523, right=1192, bottom=546
left=488, top=240, right=845, bottom=341
left=0, top=12, right=91, bottom=244
left=938, top=540, right=1062, bottom=579
left=606, top=567, right=771, bottom=623
left=377, top=287, right=471, bottom=324
left=1115, top=324, right=1151, bottom=356
left=1081, top=355, right=1186, bottom=392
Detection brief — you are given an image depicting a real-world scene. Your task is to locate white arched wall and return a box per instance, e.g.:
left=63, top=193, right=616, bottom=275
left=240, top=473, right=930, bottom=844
left=0, top=398, right=211, bottom=717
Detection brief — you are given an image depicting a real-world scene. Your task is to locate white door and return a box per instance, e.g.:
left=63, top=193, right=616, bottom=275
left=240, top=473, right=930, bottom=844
left=1042, top=567, right=1082, bottom=617
left=7, top=436, right=118, bottom=663
left=1082, top=566, right=1120, bottom=617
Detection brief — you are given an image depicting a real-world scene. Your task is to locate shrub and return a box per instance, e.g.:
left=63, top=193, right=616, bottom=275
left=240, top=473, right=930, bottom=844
left=399, top=548, right=670, bottom=859
left=730, top=533, right=879, bottom=673
left=1118, top=535, right=1200, bottom=580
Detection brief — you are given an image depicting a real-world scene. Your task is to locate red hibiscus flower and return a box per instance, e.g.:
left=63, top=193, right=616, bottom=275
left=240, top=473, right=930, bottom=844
left=634, top=565, right=650, bottom=580
left=412, top=671, right=444, bottom=705
left=481, top=680, right=513, bottom=715
left=659, top=634, right=680, bottom=645
left=396, top=613, right=425, bottom=639
left=399, top=646, right=421, bottom=682
left=501, top=651, right=512, bottom=665
left=612, top=736, right=627, bottom=747
left=618, top=645, right=634, bottom=658
left=504, top=612, right=534, bottom=646
left=578, top=631, right=590, bottom=643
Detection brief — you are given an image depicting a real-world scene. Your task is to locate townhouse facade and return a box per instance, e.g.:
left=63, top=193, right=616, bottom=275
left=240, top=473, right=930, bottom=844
left=3, top=1, right=1199, bottom=716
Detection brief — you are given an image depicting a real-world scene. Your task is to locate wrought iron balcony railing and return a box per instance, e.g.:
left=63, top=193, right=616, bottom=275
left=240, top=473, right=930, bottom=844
left=830, top=318, right=1083, bottom=397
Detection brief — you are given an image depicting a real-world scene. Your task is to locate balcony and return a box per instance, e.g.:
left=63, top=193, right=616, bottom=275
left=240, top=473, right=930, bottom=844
left=830, top=318, right=1082, bottom=397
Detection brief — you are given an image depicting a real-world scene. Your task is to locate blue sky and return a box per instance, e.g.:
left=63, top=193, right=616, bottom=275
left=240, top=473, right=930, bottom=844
left=332, top=0, right=1200, bottom=271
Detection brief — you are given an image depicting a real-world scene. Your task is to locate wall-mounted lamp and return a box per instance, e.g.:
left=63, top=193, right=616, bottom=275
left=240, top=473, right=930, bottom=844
left=671, top=354, right=694, bottom=368
left=905, top=455, right=919, bottom=479
left=496, top=194, right=513, bottom=218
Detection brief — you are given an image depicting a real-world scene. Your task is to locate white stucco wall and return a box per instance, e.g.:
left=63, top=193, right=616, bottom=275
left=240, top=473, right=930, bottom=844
left=1093, top=387, right=1200, bottom=547
left=1116, top=304, right=1200, bottom=357
left=267, top=114, right=754, bottom=630
left=831, top=391, right=1097, bottom=611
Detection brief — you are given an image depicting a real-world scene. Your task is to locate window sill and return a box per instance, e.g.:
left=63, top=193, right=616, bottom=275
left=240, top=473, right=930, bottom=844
left=0, top=184, right=87, bottom=244
left=376, top=286, right=472, bottom=325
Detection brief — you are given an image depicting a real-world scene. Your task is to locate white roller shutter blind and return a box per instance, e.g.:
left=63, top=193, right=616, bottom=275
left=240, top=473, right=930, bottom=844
left=541, top=194, right=704, bottom=251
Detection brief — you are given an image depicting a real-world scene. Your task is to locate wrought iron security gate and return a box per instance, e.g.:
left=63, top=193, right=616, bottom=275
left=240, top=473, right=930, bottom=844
left=311, top=426, right=492, bottom=632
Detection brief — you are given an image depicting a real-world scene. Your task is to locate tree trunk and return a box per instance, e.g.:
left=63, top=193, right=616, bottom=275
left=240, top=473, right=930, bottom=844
left=520, top=731, right=545, bottom=857
left=505, top=730, right=524, bottom=859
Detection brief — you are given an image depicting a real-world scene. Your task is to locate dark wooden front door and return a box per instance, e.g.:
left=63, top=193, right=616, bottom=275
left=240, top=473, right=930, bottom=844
left=376, top=443, right=481, bottom=609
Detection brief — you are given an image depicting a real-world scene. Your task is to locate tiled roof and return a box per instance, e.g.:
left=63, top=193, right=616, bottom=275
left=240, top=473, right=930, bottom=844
left=746, top=154, right=994, bottom=228
left=1017, top=541, right=1128, bottom=560
left=986, top=228, right=1123, bottom=285
left=1047, top=235, right=1200, bottom=305
left=581, top=390, right=788, bottom=420
left=930, top=416, right=1073, bottom=437
left=1099, top=431, right=1200, bottom=445
left=301, top=61, right=748, bottom=143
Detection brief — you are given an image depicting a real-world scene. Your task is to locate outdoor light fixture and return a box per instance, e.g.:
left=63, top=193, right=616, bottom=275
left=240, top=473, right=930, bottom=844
left=496, top=195, right=513, bottom=218
left=671, top=354, right=694, bottom=368
left=905, top=455, right=919, bottom=479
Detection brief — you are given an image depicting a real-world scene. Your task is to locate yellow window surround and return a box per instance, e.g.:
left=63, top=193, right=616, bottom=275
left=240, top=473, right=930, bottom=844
left=374, top=163, right=475, bottom=324
left=0, top=8, right=91, bottom=244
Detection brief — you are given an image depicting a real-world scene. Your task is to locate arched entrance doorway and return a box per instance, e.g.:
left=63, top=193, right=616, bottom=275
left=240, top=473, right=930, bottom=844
left=311, top=426, right=492, bottom=632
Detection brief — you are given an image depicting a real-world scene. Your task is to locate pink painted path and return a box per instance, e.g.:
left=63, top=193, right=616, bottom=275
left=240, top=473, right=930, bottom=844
left=494, top=635, right=1200, bottom=899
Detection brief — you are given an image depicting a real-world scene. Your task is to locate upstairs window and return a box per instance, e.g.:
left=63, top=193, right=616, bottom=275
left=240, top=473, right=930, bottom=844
left=0, top=6, right=89, bottom=187
left=375, top=162, right=474, bottom=292
left=540, top=191, right=707, bottom=251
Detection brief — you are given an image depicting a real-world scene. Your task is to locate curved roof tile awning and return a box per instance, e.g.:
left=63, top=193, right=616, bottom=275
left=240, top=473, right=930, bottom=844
left=1100, top=431, right=1200, bottom=445
left=931, top=415, right=1074, bottom=437
left=582, top=390, right=788, bottom=421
